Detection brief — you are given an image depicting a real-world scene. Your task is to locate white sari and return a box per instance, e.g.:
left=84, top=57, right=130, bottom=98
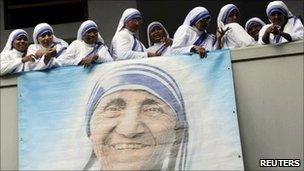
left=171, top=7, right=215, bottom=55
left=217, top=4, right=255, bottom=49
left=258, top=1, right=304, bottom=45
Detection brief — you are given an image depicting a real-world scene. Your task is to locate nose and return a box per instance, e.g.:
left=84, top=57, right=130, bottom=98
left=273, top=14, right=280, bottom=19
left=115, top=108, right=145, bottom=138
left=233, top=15, right=238, bottom=21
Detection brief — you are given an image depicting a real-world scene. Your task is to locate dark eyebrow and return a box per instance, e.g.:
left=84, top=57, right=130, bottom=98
left=103, top=98, right=126, bottom=110
left=141, top=98, right=159, bottom=106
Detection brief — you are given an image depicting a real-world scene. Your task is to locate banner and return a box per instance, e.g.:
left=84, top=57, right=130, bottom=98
left=19, top=50, right=244, bottom=170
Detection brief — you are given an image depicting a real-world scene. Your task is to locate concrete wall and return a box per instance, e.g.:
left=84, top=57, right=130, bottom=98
left=1, top=41, right=303, bottom=170
left=231, top=41, right=304, bottom=170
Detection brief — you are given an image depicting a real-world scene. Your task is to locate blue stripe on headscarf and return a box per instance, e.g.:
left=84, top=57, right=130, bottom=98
left=247, top=21, right=262, bottom=30
left=85, top=63, right=186, bottom=136
left=268, top=6, right=287, bottom=17
left=190, top=12, right=210, bottom=26
left=124, top=11, right=142, bottom=24
left=81, top=23, right=98, bottom=38
left=148, top=23, right=162, bottom=33
left=37, top=28, right=53, bottom=42
left=12, top=32, right=27, bottom=42
left=85, top=63, right=188, bottom=170
left=222, top=5, right=238, bottom=25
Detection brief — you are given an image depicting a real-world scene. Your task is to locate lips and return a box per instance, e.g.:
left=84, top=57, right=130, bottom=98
left=110, top=143, right=151, bottom=150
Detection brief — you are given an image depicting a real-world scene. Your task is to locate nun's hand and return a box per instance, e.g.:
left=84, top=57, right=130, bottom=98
left=216, top=27, right=230, bottom=40
left=35, top=49, right=46, bottom=59
left=22, top=54, right=36, bottom=63
left=191, top=45, right=207, bottom=58
left=44, top=48, right=56, bottom=65
left=161, top=37, right=173, bottom=47
left=147, top=52, right=160, bottom=57
left=81, top=55, right=98, bottom=68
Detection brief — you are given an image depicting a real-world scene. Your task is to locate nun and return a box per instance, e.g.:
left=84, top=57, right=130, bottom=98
left=57, top=20, right=113, bottom=68
left=146, top=21, right=172, bottom=56
left=83, top=63, right=188, bottom=170
left=171, top=7, right=214, bottom=58
left=215, top=4, right=255, bottom=49
left=245, top=17, right=266, bottom=42
left=258, top=1, right=304, bottom=45
left=110, top=8, right=158, bottom=60
left=0, top=29, right=35, bottom=76
left=27, top=23, right=68, bottom=70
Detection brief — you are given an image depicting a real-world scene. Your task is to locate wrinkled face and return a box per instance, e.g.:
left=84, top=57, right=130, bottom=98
left=149, top=26, right=166, bottom=43
left=83, top=28, right=98, bottom=44
left=38, top=31, right=53, bottom=48
left=89, top=90, right=178, bottom=170
left=248, top=24, right=262, bottom=41
left=194, top=16, right=211, bottom=31
left=269, top=11, right=286, bottom=27
left=227, top=9, right=239, bottom=24
left=125, top=17, right=142, bottom=32
left=12, top=35, right=28, bottom=52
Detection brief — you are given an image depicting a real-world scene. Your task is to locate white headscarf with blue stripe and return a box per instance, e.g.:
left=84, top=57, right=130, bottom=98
left=114, top=8, right=142, bottom=35
left=85, top=63, right=188, bottom=170
left=33, top=23, right=68, bottom=46
left=245, top=17, right=266, bottom=32
left=183, top=7, right=211, bottom=27
left=147, top=21, right=170, bottom=47
left=266, top=1, right=293, bottom=20
left=77, top=20, right=104, bottom=44
left=2, top=29, right=28, bottom=53
left=217, top=4, right=239, bottom=29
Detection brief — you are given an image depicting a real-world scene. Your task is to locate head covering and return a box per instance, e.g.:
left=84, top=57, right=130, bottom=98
left=2, top=29, right=28, bottom=53
left=266, top=1, right=293, bottom=19
left=114, top=8, right=142, bottom=35
left=33, top=23, right=68, bottom=46
left=146, top=21, right=170, bottom=47
left=85, top=63, right=188, bottom=170
left=245, top=17, right=266, bottom=32
left=183, top=7, right=211, bottom=26
left=217, top=4, right=239, bottom=28
left=77, top=20, right=104, bottom=43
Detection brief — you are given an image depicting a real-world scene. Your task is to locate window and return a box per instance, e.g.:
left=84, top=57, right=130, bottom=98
left=3, top=0, right=88, bottom=29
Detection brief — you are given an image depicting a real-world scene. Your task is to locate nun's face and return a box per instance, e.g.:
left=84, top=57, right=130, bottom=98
left=38, top=32, right=53, bottom=48
left=125, top=17, right=142, bottom=32
left=12, top=35, right=28, bottom=52
left=248, top=24, right=262, bottom=41
left=194, top=16, right=211, bottom=31
left=149, top=26, right=166, bottom=43
left=270, top=11, right=286, bottom=27
left=89, top=90, right=178, bottom=170
left=227, top=9, right=239, bottom=24
left=83, top=28, right=99, bottom=44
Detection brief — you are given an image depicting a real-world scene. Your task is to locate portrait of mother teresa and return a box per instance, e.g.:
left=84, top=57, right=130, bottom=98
left=83, top=63, right=188, bottom=170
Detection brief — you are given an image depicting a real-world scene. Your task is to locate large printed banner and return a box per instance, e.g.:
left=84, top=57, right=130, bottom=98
left=19, top=50, right=244, bottom=170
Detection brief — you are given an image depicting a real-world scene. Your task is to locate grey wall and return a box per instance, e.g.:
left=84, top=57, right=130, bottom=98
left=231, top=41, right=304, bottom=170
left=1, top=41, right=303, bottom=170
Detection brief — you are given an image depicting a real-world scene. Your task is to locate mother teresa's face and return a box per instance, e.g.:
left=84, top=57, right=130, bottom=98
left=89, top=90, right=178, bottom=170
